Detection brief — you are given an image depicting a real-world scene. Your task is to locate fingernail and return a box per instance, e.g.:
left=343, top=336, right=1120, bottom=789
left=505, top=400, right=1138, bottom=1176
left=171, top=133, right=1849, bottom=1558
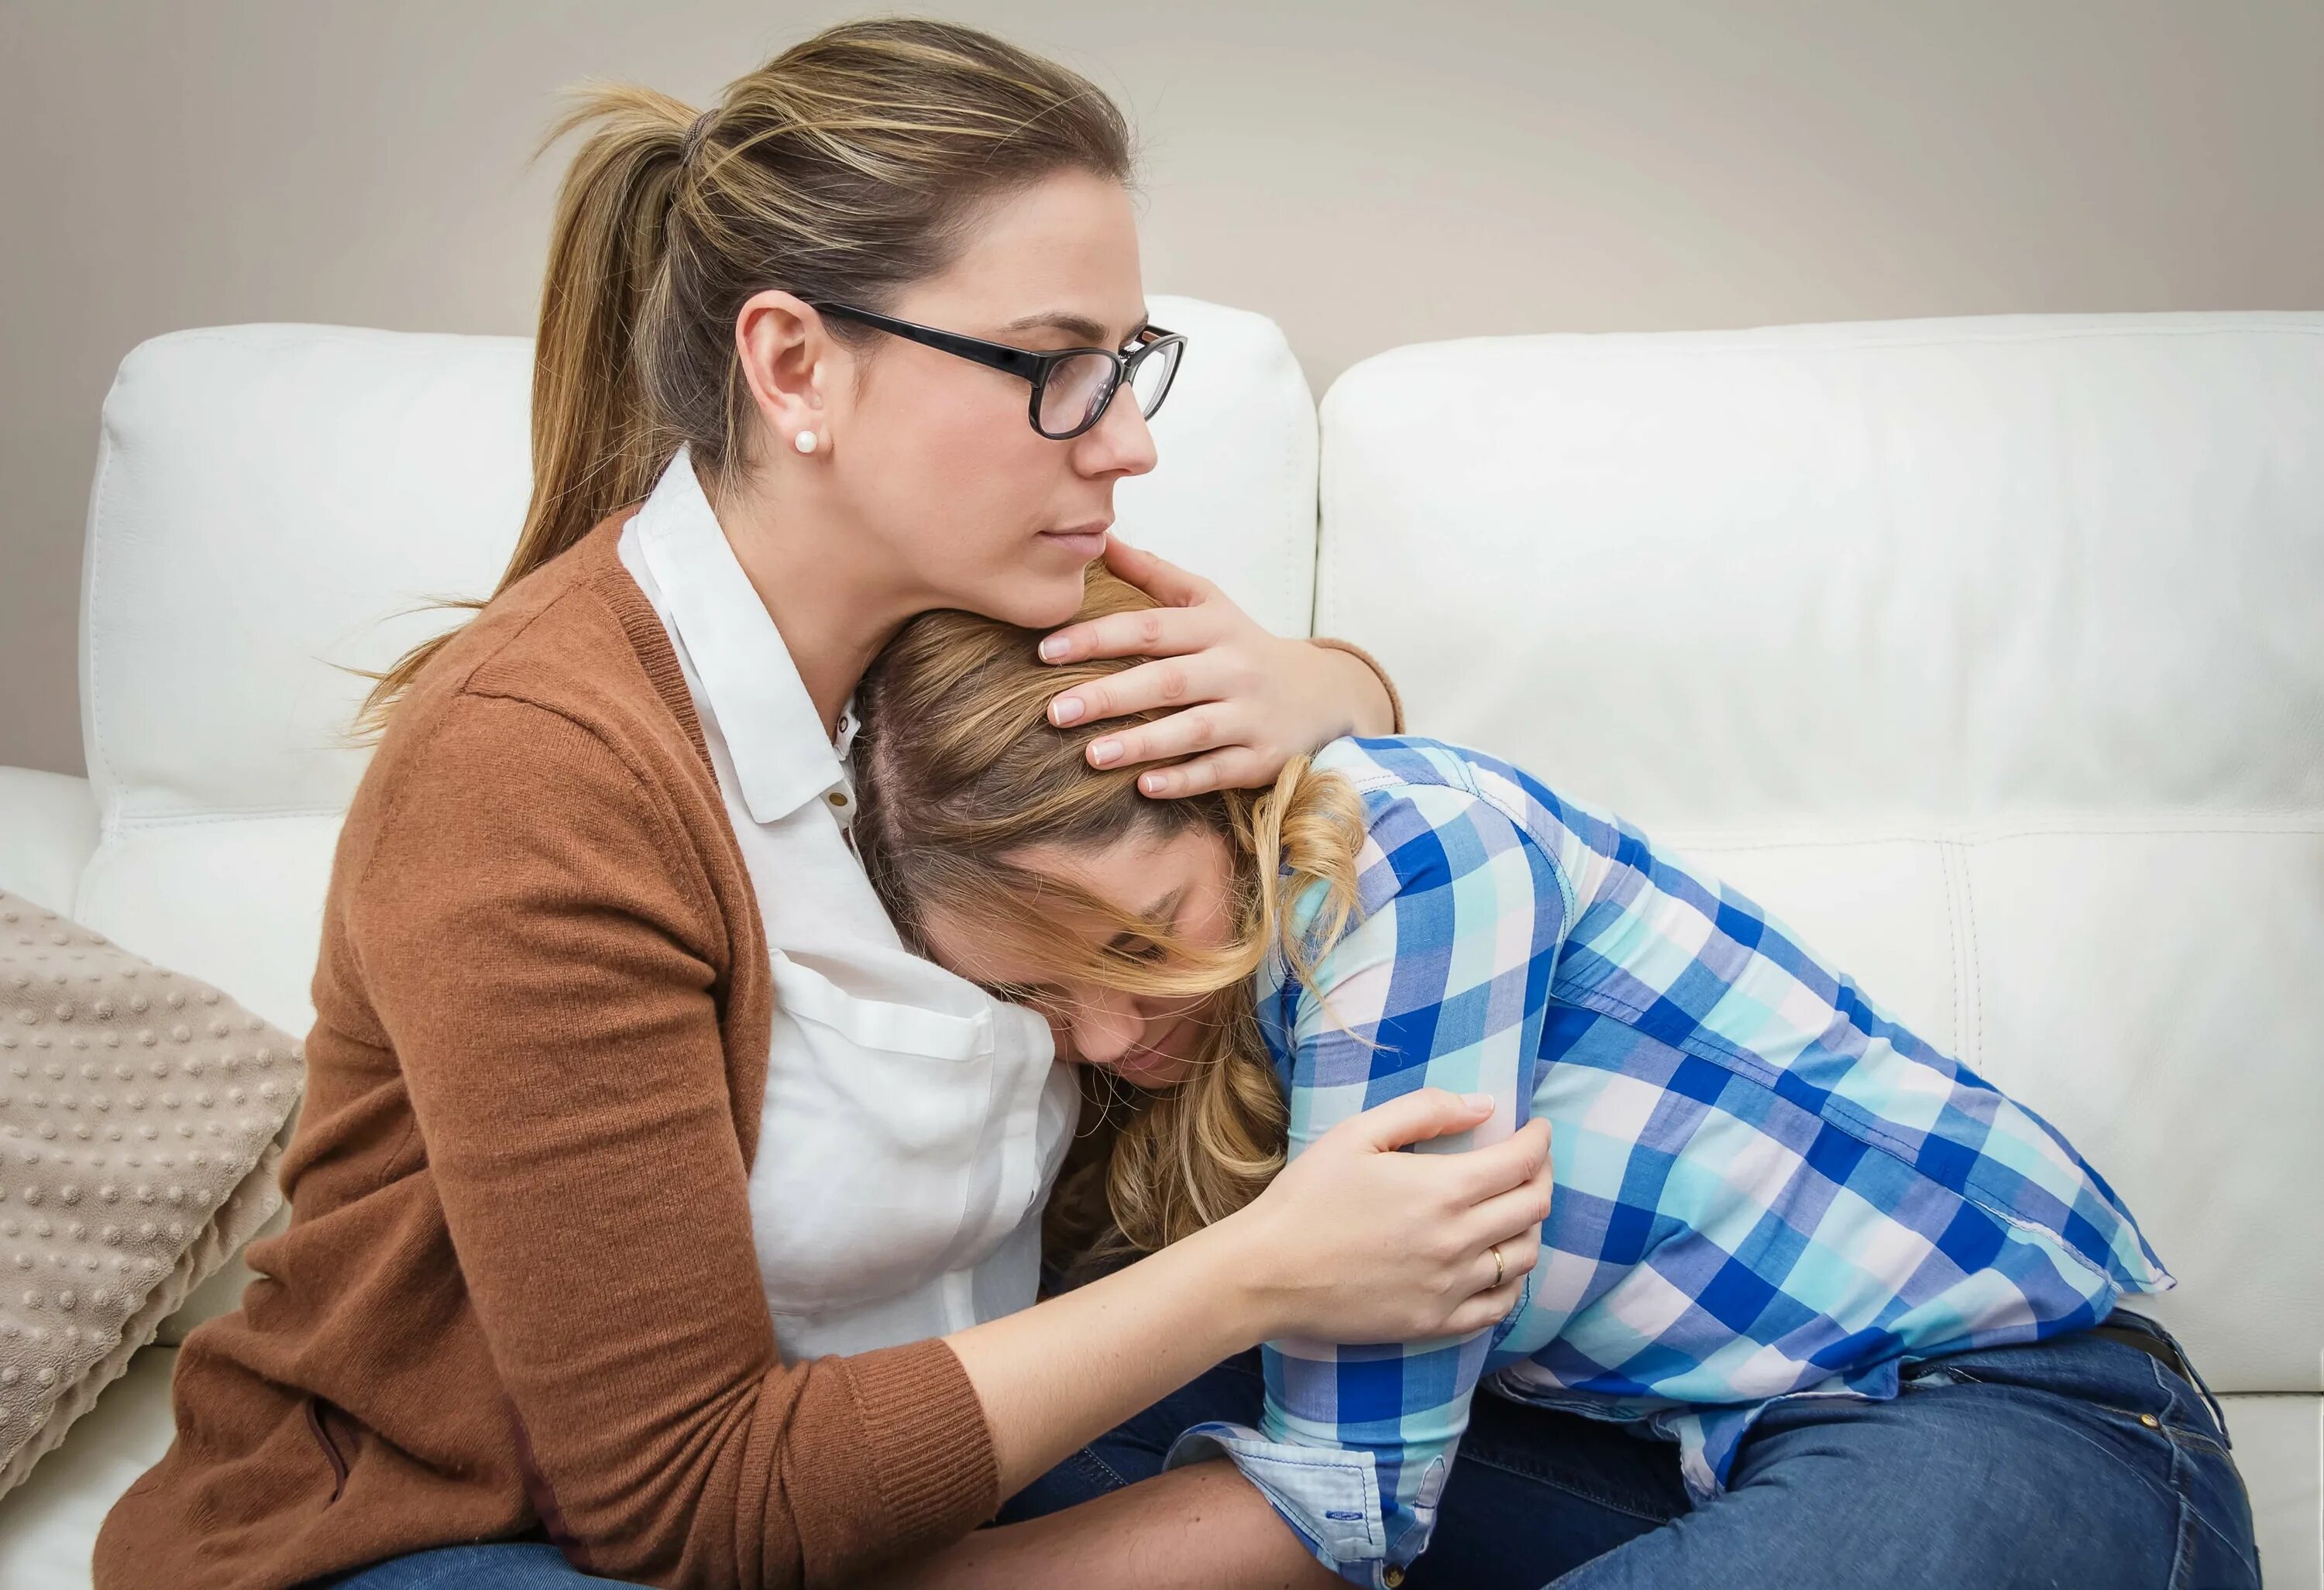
left=1139, top=771, right=1167, bottom=795
left=1090, top=739, right=1122, bottom=767
left=1040, top=636, right=1070, bottom=662
left=1463, top=1092, right=1494, bottom=1111
left=1051, top=696, right=1086, bottom=726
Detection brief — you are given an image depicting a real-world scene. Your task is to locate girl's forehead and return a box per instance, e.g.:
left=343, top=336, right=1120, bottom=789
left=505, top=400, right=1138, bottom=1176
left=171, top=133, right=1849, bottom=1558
left=1010, top=828, right=1226, bottom=915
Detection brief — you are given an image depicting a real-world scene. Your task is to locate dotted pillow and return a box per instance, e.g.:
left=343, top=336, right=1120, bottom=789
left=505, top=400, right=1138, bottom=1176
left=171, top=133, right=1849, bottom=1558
left=0, top=889, right=304, bottom=1496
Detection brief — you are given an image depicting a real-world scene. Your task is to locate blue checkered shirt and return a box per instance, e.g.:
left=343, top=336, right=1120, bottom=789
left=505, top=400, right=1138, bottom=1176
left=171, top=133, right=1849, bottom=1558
left=1161, top=738, right=2170, bottom=1588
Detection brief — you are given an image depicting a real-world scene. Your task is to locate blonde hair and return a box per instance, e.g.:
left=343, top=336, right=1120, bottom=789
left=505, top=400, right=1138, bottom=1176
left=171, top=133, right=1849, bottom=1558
left=854, top=569, right=1371, bottom=1263
left=356, top=18, right=1135, bottom=730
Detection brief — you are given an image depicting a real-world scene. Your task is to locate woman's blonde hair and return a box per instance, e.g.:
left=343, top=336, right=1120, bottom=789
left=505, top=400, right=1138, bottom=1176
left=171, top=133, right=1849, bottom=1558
left=854, top=569, right=1371, bottom=1265
left=356, top=18, right=1135, bottom=730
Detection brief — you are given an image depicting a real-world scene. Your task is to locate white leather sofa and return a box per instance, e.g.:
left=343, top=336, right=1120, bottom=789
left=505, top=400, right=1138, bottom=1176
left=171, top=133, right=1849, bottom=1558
left=0, top=301, right=2315, bottom=1586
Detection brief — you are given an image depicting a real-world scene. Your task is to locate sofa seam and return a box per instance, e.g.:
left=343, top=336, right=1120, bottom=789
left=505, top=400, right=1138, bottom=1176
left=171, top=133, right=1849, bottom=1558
left=1937, top=840, right=1967, bottom=1064
left=84, top=404, right=125, bottom=834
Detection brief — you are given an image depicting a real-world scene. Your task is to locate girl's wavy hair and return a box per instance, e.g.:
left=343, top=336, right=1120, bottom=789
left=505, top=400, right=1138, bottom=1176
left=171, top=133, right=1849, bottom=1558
left=854, top=568, right=1371, bottom=1269
left=353, top=16, right=1134, bottom=732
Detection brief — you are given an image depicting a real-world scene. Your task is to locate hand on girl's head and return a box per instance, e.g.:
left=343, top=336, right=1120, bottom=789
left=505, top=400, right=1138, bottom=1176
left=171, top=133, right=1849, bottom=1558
left=1037, top=536, right=1370, bottom=799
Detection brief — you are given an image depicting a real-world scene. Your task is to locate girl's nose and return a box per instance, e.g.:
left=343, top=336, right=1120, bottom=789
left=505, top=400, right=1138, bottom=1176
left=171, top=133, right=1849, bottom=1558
left=1068, top=991, right=1146, bottom=1067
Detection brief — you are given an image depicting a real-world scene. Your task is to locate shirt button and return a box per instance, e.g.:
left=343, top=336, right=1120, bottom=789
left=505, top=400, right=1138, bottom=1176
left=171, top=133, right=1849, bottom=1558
left=827, top=791, right=849, bottom=808
left=1384, top=1570, right=1404, bottom=1588
left=2139, top=1413, right=2161, bottom=1429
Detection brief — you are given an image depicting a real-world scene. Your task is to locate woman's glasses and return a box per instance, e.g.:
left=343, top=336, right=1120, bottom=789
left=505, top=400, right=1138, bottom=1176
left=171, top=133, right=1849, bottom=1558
left=808, top=301, right=1185, bottom=441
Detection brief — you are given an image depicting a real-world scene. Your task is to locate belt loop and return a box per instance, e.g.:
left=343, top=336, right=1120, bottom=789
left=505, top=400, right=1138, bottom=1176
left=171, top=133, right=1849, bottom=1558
left=2109, top=1308, right=2233, bottom=1443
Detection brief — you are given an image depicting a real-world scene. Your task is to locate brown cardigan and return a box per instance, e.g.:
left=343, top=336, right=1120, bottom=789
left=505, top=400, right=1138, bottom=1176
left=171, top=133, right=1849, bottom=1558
left=93, top=515, right=999, bottom=1589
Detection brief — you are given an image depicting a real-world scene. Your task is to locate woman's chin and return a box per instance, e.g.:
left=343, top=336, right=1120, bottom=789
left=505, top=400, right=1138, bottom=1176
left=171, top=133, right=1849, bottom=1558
left=976, top=564, right=1095, bottom=630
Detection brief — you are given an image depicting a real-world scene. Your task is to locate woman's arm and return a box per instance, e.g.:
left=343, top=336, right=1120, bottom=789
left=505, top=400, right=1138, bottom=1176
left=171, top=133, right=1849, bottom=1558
left=946, top=1084, right=1552, bottom=1499
left=1037, top=537, right=1400, bottom=798
left=870, top=1461, right=1340, bottom=1590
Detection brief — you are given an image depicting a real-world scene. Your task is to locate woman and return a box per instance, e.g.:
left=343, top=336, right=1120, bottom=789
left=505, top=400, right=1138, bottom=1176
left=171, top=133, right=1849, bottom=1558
left=847, top=569, right=2262, bottom=1590
left=92, top=21, right=1554, bottom=1590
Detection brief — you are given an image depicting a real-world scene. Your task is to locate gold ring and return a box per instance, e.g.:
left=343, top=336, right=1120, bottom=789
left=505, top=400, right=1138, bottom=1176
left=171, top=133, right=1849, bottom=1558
left=1490, top=1243, right=1505, bottom=1288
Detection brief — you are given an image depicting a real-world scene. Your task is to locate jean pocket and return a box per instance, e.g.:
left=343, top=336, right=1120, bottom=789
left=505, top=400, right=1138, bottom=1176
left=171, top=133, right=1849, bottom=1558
left=2162, top=1429, right=2264, bottom=1590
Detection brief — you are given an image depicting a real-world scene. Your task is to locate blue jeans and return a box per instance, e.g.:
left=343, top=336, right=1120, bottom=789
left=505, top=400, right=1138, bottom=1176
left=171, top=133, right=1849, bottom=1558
left=997, top=1310, right=2260, bottom=1589
left=316, top=1541, right=648, bottom=1588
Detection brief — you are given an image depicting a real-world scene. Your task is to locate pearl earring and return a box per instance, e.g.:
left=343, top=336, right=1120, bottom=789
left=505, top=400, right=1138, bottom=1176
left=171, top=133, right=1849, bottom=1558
left=794, top=430, right=819, bottom=455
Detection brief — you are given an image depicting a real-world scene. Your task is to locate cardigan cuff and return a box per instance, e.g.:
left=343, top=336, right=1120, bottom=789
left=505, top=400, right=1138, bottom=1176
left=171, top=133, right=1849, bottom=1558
left=841, top=1338, right=1003, bottom=1552
left=1309, top=636, right=1406, bottom=735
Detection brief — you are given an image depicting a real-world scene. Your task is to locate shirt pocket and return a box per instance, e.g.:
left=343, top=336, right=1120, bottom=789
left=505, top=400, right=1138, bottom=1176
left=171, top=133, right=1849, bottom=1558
left=748, top=948, right=1041, bottom=1317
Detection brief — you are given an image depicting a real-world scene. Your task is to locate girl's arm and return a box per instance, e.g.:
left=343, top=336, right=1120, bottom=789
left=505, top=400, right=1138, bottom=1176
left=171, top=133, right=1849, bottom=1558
left=1169, top=778, right=1566, bottom=1588
left=1037, top=537, right=1400, bottom=798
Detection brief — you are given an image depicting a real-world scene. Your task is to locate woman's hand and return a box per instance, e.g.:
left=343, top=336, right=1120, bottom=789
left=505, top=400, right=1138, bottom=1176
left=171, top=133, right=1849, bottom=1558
left=1218, top=1087, right=1553, bottom=1344
left=942, top=1086, right=1549, bottom=1499
left=1039, top=537, right=1396, bottom=798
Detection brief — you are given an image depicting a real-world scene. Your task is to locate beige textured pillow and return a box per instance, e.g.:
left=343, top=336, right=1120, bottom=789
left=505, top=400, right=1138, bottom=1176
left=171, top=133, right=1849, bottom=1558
left=0, top=889, right=304, bottom=1496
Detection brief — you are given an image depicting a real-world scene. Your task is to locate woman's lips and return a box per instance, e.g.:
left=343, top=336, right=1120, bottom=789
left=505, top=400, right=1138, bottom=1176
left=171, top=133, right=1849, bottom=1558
left=1040, top=524, right=1109, bottom=559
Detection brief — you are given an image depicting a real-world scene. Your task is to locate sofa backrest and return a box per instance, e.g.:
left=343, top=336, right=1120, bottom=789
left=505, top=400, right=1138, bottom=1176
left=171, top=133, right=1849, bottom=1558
left=1314, top=311, right=2324, bottom=1396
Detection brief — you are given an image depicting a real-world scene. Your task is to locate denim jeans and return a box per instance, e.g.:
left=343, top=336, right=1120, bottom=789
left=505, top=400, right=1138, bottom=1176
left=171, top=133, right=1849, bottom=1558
left=997, top=1310, right=2261, bottom=1590
left=316, top=1541, right=648, bottom=1589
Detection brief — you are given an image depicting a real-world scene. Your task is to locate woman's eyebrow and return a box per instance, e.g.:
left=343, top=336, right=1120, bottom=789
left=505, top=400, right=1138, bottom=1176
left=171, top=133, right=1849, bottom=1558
left=1001, top=310, right=1150, bottom=347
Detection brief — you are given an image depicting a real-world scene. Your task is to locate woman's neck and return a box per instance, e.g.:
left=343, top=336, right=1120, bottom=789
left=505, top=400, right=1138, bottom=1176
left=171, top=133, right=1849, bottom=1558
left=707, top=472, right=914, bottom=740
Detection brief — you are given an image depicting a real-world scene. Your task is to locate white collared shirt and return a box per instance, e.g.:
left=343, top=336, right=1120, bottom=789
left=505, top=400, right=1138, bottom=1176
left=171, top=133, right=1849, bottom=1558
left=618, top=448, right=1077, bottom=1362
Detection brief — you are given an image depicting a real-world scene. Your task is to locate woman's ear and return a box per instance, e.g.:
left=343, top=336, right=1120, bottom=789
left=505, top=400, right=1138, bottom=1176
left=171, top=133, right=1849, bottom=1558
left=734, top=290, right=836, bottom=457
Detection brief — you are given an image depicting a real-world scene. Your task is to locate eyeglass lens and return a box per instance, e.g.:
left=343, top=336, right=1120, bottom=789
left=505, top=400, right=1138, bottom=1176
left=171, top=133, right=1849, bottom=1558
left=1037, top=339, right=1182, bottom=438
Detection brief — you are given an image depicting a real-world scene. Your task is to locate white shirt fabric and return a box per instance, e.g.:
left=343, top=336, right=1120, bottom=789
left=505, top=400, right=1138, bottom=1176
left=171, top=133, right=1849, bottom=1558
left=617, top=447, right=1078, bottom=1362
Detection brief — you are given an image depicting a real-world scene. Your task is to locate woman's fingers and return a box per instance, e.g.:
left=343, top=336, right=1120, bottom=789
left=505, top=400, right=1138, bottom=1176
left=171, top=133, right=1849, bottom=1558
left=1446, top=1275, right=1529, bottom=1338
left=1054, top=653, right=1216, bottom=733
left=1340, top=1087, right=1498, bottom=1154
left=1098, top=534, right=1213, bottom=608
left=1459, top=1174, right=1554, bottom=1262
left=1446, top=1116, right=1554, bottom=1204
left=1078, top=705, right=1267, bottom=777
left=1040, top=596, right=1219, bottom=670
left=1132, top=748, right=1270, bottom=798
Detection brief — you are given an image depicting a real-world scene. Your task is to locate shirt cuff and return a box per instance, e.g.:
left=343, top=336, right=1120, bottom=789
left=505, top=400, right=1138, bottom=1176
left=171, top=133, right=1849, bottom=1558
left=1164, top=1420, right=1392, bottom=1588
left=1308, top=636, right=1405, bottom=735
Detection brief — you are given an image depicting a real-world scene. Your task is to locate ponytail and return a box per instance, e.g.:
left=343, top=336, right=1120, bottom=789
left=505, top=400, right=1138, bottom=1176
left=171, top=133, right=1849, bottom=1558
left=525, top=86, right=696, bottom=595
left=353, top=87, right=690, bottom=732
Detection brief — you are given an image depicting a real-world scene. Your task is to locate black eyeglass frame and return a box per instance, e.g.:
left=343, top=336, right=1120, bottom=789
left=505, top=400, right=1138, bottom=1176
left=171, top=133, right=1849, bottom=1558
left=806, top=300, right=1185, bottom=441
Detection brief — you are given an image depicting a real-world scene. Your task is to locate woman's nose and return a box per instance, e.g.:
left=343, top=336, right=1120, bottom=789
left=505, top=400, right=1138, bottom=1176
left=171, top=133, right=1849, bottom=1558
left=1074, top=385, right=1157, bottom=479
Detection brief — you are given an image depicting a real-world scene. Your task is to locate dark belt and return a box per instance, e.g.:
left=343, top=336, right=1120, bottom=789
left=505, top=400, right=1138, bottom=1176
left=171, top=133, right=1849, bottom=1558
left=2087, top=1320, right=2194, bottom=1386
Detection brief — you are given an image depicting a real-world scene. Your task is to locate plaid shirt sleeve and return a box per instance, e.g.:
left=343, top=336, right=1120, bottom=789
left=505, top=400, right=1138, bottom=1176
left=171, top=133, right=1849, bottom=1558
left=1164, top=778, right=1567, bottom=1588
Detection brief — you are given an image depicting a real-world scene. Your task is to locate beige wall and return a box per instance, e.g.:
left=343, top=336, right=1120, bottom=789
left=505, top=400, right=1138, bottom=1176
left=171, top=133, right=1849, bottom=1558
left=3, top=0, right=2320, bottom=777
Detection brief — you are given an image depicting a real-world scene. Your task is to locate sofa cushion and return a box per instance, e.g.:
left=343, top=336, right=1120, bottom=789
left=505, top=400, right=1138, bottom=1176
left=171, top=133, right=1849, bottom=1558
left=0, top=891, right=300, bottom=1496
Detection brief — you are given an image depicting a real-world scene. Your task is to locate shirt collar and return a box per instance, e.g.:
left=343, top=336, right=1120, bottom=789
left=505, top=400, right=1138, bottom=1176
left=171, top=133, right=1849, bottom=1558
left=634, top=446, right=845, bottom=822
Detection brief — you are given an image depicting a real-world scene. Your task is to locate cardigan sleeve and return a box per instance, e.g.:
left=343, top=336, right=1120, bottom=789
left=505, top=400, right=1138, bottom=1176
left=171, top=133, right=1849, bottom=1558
left=346, top=690, right=997, bottom=1589
left=1309, top=635, right=1406, bottom=733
